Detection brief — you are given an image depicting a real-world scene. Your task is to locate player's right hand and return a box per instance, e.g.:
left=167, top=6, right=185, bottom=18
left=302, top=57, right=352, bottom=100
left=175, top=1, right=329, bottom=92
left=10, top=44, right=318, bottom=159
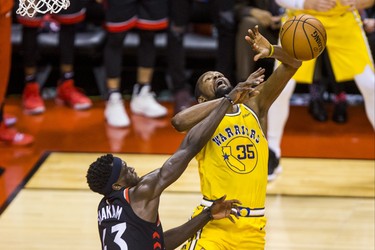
left=227, top=68, right=265, bottom=104
left=239, top=67, right=265, bottom=101
left=210, top=195, right=241, bottom=223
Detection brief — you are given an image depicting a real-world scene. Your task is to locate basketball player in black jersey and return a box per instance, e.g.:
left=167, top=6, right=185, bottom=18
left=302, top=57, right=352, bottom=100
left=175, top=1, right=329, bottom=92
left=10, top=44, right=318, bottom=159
left=86, top=74, right=265, bottom=250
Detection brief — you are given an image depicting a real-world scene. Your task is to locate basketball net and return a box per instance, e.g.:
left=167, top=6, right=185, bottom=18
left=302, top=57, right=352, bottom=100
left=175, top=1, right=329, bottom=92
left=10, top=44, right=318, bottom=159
left=16, top=0, right=70, bottom=17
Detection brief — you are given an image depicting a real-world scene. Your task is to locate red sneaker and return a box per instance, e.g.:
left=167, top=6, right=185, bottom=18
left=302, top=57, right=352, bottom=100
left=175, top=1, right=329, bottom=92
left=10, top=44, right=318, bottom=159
left=22, top=82, right=46, bottom=115
left=4, top=113, right=17, bottom=126
left=56, top=79, right=92, bottom=110
left=0, top=123, right=34, bottom=146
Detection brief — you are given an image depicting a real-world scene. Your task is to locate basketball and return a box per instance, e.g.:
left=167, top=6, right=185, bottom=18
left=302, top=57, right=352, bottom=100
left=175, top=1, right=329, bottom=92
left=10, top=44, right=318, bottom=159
left=279, top=14, right=327, bottom=61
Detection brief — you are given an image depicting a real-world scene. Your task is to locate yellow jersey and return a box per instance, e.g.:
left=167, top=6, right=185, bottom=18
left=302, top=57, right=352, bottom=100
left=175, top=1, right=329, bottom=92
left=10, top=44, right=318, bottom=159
left=195, top=104, right=268, bottom=209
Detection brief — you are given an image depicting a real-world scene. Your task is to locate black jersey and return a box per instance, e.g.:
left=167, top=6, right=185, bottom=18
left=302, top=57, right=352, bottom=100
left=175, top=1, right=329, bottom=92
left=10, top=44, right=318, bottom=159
left=97, top=187, right=165, bottom=250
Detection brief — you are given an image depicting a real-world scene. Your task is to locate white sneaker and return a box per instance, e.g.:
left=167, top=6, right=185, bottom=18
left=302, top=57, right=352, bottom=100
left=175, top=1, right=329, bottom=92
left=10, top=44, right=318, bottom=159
left=267, top=165, right=283, bottom=182
left=105, top=92, right=130, bottom=127
left=130, top=85, right=167, bottom=118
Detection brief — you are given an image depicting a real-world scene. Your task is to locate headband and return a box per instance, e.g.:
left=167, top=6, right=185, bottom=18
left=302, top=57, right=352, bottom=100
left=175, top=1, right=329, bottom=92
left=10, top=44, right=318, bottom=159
left=102, top=157, right=122, bottom=196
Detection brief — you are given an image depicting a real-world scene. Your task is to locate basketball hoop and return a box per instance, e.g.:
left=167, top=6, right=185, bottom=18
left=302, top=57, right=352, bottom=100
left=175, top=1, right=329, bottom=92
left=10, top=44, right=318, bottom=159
left=16, top=0, right=70, bottom=17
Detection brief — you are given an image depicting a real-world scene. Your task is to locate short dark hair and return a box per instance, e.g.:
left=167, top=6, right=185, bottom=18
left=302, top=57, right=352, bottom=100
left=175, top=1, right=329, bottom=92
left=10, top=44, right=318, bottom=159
left=86, top=154, right=114, bottom=195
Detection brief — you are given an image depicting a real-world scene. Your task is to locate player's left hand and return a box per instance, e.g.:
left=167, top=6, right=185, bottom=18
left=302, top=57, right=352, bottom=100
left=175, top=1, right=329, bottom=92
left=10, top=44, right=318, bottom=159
left=245, top=25, right=272, bottom=61
left=236, top=67, right=265, bottom=102
left=210, top=195, right=241, bottom=223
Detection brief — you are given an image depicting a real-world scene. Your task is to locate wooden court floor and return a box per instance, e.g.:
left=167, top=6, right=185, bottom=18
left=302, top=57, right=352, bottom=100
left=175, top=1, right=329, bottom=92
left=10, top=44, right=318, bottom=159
left=0, top=152, right=373, bottom=250
left=0, top=97, right=374, bottom=249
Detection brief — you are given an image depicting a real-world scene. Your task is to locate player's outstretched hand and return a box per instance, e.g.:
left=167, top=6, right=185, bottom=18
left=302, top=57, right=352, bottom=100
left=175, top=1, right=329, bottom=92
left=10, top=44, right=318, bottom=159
left=227, top=67, right=265, bottom=103
left=245, top=67, right=266, bottom=87
left=244, top=67, right=265, bottom=99
left=245, top=25, right=272, bottom=61
left=210, top=195, right=241, bottom=223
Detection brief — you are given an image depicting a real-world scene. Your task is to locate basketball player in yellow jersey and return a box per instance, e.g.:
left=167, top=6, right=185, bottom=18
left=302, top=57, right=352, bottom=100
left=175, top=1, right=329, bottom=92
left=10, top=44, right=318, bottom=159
left=267, top=0, right=375, bottom=177
left=171, top=26, right=302, bottom=249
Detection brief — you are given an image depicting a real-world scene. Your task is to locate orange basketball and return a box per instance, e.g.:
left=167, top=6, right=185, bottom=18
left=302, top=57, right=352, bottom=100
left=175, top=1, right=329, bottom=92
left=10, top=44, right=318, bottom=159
left=279, top=14, right=327, bottom=61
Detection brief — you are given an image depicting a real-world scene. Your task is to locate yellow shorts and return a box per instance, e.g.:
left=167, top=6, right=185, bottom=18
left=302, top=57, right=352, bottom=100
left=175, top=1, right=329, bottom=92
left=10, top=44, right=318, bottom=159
left=283, top=10, right=374, bottom=83
left=181, top=205, right=267, bottom=250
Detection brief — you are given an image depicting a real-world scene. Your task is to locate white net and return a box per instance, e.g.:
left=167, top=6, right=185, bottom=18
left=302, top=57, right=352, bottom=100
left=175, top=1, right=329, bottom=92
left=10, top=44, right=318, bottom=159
left=17, top=0, right=70, bottom=17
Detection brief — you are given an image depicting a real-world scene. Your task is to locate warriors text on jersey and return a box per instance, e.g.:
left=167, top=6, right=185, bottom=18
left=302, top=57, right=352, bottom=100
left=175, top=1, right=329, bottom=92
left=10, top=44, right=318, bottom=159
left=97, top=187, right=165, bottom=250
left=196, top=104, right=268, bottom=209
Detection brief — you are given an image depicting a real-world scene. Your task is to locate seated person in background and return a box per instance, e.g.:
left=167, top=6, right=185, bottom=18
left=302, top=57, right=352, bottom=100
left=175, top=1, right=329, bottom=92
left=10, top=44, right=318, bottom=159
left=17, top=1, right=92, bottom=115
left=99, top=0, right=169, bottom=128
left=235, top=0, right=283, bottom=81
left=168, top=0, right=236, bottom=115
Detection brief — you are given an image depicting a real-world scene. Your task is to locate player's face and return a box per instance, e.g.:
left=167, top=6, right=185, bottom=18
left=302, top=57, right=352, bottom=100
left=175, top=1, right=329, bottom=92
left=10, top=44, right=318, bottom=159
left=119, top=160, right=140, bottom=187
left=199, top=71, right=233, bottom=100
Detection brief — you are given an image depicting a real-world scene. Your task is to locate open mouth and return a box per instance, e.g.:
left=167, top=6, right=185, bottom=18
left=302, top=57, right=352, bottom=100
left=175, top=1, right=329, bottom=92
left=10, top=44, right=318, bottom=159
left=216, top=78, right=225, bottom=87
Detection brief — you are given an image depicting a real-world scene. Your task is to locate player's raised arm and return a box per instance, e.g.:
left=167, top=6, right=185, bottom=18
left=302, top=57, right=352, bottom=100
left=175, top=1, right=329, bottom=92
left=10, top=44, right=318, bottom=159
left=171, top=98, right=223, bottom=132
left=244, top=25, right=302, bottom=119
left=245, top=25, right=301, bottom=69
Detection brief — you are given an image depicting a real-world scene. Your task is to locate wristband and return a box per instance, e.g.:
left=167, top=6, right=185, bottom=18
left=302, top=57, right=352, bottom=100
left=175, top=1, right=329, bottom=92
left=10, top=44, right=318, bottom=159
left=224, top=95, right=235, bottom=105
left=207, top=206, right=214, bottom=220
left=267, top=45, right=274, bottom=58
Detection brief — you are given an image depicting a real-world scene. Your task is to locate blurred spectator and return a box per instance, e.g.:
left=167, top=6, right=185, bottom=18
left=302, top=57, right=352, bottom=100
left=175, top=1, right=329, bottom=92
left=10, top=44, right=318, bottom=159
left=235, top=0, right=283, bottom=81
left=100, top=0, right=168, bottom=128
left=0, top=0, right=33, bottom=145
left=17, top=2, right=92, bottom=115
left=167, top=0, right=236, bottom=114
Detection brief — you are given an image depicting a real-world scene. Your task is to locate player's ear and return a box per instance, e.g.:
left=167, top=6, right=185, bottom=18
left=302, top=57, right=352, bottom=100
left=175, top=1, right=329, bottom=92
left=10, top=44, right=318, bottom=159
left=197, top=96, right=207, bottom=103
left=112, top=183, right=122, bottom=191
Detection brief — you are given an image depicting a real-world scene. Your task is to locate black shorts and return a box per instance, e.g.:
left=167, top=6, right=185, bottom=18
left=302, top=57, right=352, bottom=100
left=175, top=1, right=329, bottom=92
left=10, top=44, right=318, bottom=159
left=104, top=0, right=168, bottom=32
left=17, top=0, right=85, bottom=27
